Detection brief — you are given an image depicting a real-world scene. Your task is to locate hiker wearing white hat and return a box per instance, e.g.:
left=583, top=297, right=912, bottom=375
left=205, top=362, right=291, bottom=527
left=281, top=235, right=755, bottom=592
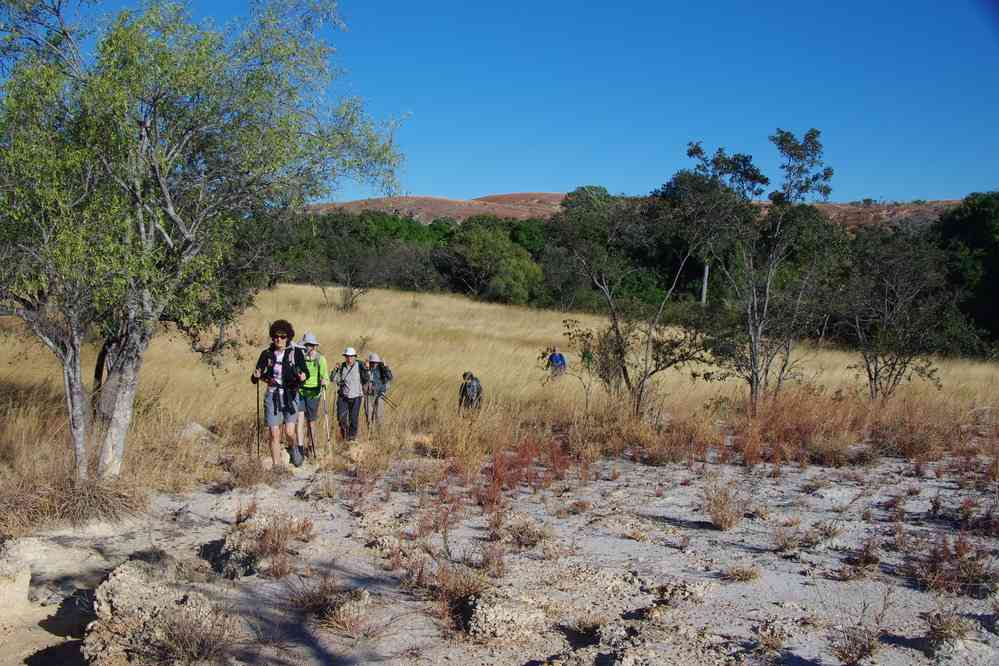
left=296, top=332, right=328, bottom=458
left=330, top=346, right=369, bottom=441
left=364, top=352, right=394, bottom=427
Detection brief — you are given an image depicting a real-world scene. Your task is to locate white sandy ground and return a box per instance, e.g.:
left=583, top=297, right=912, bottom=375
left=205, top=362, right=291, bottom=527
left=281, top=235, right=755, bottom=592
left=2, top=450, right=998, bottom=665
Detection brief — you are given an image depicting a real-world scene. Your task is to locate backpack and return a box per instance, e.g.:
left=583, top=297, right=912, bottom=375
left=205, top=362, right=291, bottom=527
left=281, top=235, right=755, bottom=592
left=336, top=361, right=369, bottom=386
left=464, top=378, right=481, bottom=403
left=260, top=346, right=304, bottom=389
left=381, top=365, right=393, bottom=382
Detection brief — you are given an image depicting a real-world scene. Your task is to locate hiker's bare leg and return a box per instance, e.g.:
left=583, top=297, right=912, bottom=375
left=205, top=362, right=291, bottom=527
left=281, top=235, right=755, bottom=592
left=269, top=425, right=283, bottom=466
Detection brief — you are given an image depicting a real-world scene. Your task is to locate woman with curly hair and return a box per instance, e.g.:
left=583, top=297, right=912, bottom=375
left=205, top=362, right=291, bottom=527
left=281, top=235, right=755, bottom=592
left=251, top=319, right=308, bottom=467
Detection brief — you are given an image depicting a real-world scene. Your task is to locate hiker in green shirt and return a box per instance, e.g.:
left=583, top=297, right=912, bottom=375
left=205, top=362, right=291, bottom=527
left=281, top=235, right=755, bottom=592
left=297, top=332, right=328, bottom=459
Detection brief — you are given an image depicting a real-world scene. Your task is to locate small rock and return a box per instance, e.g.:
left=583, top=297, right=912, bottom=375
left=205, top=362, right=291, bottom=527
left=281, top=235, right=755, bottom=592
left=178, top=421, right=216, bottom=443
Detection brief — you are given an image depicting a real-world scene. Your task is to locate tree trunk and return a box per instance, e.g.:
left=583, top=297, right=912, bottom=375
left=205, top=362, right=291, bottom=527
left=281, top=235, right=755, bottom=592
left=700, top=263, right=710, bottom=306
left=97, top=333, right=149, bottom=479
left=61, top=334, right=90, bottom=481
left=93, top=336, right=124, bottom=424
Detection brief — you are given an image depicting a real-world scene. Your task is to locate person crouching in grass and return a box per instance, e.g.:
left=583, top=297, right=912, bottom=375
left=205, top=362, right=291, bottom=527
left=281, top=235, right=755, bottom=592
left=251, top=320, right=307, bottom=468
left=297, top=332, right=328, bottom=458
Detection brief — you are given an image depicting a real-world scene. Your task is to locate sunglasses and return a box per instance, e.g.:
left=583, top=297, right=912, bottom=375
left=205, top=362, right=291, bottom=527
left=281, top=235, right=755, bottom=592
left=272, top=334, right=288, bottom=340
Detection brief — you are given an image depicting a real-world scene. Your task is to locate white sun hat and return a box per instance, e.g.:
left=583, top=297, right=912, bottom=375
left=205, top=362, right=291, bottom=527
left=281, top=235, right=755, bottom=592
left=343, top=346, right=357, bottom=357
left=301, top=332, right=320, bottom=346
left=368, top=352, right=382, bottom=363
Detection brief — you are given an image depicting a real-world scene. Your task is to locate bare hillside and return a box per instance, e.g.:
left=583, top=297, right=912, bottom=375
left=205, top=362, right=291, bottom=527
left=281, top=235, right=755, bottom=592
left=310, top=192, right=960, bottom=227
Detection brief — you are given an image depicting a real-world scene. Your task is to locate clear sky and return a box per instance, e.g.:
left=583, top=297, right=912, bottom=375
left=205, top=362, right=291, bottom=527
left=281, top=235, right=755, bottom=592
left=94, top=1, right=999, bottom=203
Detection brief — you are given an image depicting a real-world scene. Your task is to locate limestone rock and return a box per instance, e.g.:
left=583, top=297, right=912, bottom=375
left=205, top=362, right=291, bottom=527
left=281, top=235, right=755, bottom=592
left=653, top=579, right=715, bottom=606
left=178, top=421, right=216, bottom=443
left=466, top=590, right=546, bottom=641
left=0, top=558, right=31, bottom=611
left=83, top=559, right=238, bottom=665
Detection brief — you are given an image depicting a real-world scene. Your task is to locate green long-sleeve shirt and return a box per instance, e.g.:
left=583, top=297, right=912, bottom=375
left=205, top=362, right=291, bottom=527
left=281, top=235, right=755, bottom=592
left=301, top=352, right=328, bottom=397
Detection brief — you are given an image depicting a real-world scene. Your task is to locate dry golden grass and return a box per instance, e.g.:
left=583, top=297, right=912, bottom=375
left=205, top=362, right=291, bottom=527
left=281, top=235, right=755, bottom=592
left=1, top=284, right=998, bottom=536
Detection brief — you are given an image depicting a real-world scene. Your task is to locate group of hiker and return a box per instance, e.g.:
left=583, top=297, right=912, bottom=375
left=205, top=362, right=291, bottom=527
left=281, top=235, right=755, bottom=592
left=250, top=320, right=395, bottom=467
left=250, top=320, right=567, bottom=468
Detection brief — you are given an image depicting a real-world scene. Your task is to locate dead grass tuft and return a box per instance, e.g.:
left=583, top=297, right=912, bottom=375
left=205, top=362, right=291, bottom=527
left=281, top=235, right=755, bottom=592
left=0, top=475, right=146, bottom=537
left=906, top=534, right=998, bottom=598
left=923, top=604, right=974, bottom=649
left=702, top=476, right=745, bottom=531
left=216, top=456, right=292, bottom=491
left=828, top=586, right=893, bottom=666
left=431, top=564, right=490, bottom=633
left=722, top=564, right=761, bottom=582
left=505, top=517, right=552, bottom=550
left=146, top=603, right=241, bottom=665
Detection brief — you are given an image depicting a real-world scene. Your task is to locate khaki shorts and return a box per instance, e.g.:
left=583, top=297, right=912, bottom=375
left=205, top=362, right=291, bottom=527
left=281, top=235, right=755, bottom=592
left=264, top=389, right=301, bottom=426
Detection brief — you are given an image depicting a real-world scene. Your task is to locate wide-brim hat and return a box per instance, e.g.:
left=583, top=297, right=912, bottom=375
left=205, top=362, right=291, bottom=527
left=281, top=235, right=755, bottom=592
left=302, top=332, right=320, bottom=346
left=343, top=347, right=357, bottom=357
left=368, top=352, right=381, bottom=363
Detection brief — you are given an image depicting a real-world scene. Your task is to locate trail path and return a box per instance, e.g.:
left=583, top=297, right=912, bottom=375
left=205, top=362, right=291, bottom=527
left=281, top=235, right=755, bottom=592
left=3, top=455, right=998, bottom=665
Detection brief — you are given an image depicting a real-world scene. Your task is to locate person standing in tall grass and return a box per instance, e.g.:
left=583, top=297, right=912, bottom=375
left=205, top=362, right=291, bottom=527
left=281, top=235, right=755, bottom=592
left=364, top=352, right=393, bottom=427
left=252, top=320, right=308, bottom=468
left=297, top=332, right=328, bottom=459
left=458, top=371, right=483, bottom=412
left=331, top=347, right=368, bottom=442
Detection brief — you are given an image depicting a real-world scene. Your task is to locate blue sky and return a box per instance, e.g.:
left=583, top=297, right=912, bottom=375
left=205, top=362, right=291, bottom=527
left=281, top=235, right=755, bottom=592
left=95, top=1, right=999, bottom=203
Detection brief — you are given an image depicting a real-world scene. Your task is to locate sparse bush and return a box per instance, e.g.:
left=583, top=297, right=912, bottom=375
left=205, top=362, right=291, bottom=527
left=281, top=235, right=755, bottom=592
left=722, top=564, right=761, bottom=582
left=0, top=476, right=146, bottom=537
left=753, top=617, right=789, bottom=656
left=505, top=517, right=552, bottom=550
left=287, top=574, right=374, bottom=638
left=703, top=476, right=745, bottom=531
left=907, top=534, right=998, bottom=598
left=773, top=527, right=801, bottom=555
left=636, top=415, right=721, bottom=466
left=234, top=500, right=258, bottom=525
left=316, top=589, right=373, bottom=639
left=924, top=605, right=974, bottom=649
left=217, top=456, right=292, bottom=491
left=147, top=603, right=241, bottom=665
left=829, top=622, right=882, bottom=664
left=828, top=587, right=892, bottom=666
left=569, top=613, right=607, bottom=645
left=432, top=564, right=490, bottom=633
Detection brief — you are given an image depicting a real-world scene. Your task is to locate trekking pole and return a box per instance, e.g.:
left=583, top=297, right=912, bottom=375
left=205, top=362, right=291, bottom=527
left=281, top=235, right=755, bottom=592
left=255, top=381, right=261, bottom=459
left=321, top=386, right=332, bottom=456
left=381, top=393, right=397, bottom=409
left=306, top=420, right=318, bottom=460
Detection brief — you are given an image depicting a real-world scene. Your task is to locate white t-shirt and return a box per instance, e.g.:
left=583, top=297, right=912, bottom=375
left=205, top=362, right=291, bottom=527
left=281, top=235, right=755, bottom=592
left=270, top=349, right=286, bottom=389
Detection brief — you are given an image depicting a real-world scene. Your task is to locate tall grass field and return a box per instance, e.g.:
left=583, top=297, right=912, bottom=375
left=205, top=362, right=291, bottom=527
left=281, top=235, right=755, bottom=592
left=1, top=285, right=997, bottom=536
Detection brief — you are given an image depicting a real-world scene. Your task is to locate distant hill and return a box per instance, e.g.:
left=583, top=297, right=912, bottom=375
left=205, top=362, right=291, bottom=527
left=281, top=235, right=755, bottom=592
left=308, top=192, right=960, bottom=227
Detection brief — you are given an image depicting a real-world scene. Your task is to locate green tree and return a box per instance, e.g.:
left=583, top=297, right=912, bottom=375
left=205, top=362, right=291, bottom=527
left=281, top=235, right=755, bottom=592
left=549, top=186, right=712, bottom=417
left=449, top=225, right=542, bottom=304
left=934, top=191, right=999, bottom=343
left=0, top=0, right=399, bottom=479
left=0, top=58, right=128, bottom=480
left=833, top=226, right=973, bottom=400
left=685, top=129, right=843, bottom=414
